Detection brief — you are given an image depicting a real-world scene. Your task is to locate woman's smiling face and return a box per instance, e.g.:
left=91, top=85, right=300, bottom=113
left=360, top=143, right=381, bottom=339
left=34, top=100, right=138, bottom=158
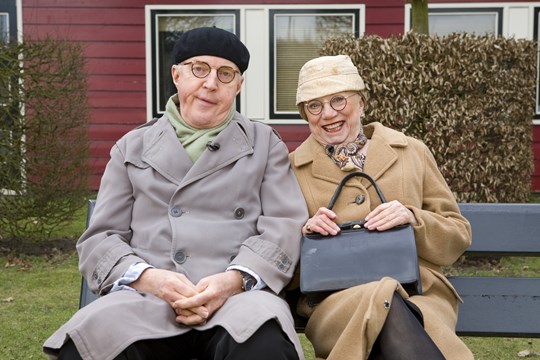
left=304, top=92, right=365, bottom=145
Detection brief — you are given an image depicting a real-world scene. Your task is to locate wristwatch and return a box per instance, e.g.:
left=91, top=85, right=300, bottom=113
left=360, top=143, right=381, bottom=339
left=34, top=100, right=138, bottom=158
left=240, top=271, right=257, bottom=291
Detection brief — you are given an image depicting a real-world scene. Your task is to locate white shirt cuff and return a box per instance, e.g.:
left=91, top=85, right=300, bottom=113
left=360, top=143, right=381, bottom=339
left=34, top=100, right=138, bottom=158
left=110, top=262, right=154, bottom=293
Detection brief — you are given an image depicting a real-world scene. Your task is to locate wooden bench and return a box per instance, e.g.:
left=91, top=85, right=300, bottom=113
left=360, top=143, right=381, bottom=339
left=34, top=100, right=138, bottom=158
left=79, top=200, right=540, bottom=338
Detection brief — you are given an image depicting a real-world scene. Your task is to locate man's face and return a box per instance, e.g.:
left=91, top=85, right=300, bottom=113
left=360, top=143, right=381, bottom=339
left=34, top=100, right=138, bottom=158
left=172, top=55, right=243, bottom=129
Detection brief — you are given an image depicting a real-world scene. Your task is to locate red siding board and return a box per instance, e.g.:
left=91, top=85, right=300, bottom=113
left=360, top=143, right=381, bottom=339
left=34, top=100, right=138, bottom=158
left=88, top=92, right=146, bottom=109
left=23, top=0, right=148, bottom=8
left=24, top=8, right=143, bottom=25
left=85, top=58, right=145, bottom=76
left=365, top=25, right=404, bottom=37
left=87, top=76, right=146, bottom=92
left=91, top=108, right=147, bottom=125
left=533, top=177, right=540, bottom=192
left=367, top=7, right=404, bottom=25
left=90, top=142, right=114, bottom=158
left=22, top=24, right=144, bottom=42
left=88, top=124, right=135, bottom=141
left=84, top=43, right=145, bottom=59
left=533, top=125, right=540, bottom=138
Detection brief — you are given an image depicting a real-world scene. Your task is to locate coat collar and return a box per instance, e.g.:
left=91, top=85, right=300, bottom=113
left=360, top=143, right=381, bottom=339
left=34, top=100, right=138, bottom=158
left=292, top=121, right=409, bottom=186
left=141, top=113, right=254, bottom=187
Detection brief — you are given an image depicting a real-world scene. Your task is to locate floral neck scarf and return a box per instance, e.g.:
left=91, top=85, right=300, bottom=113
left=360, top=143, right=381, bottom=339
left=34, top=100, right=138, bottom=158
left=325, top=132, right=368, bottom=171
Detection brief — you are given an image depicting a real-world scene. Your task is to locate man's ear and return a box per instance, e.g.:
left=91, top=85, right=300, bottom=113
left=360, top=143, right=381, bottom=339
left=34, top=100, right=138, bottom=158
left=235, top=76, right=244, bottom=95
left=172, top=65, right=181, bottom=85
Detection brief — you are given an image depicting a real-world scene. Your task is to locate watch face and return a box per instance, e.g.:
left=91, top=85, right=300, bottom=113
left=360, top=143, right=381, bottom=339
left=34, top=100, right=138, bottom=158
left=242, top=273, right=256, bottom=291
left=244, top=277, right=256, bottom=291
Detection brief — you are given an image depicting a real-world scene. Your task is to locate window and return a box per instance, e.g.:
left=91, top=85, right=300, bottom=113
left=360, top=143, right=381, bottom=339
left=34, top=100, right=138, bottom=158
left=148, top=9, right=239, bottom=117
left=146, top=5, right=364, bottom=123
left=0, top=13, right=8, bottom=43
left=406, top=5, right=503, bottom=37
left=270, top=10, right=359, bottom=119
left=428, top=8, right=502, bottom=36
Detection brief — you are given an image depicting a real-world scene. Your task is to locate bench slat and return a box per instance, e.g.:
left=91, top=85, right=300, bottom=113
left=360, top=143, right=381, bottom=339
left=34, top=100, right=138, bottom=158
left=458, top=203, right=540, bottom=255
left=450, top=277, right=540, bottom=337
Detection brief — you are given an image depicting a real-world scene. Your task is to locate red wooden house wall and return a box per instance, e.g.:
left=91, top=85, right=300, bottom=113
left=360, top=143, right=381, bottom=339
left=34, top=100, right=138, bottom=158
left=21, top=0, right=540, bottom=191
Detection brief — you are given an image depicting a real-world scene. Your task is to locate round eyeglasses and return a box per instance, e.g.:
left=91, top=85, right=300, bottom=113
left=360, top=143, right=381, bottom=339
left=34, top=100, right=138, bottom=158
left=304, top=93, right=358, bottom=115
left=180, top=61, right=239, bottom=84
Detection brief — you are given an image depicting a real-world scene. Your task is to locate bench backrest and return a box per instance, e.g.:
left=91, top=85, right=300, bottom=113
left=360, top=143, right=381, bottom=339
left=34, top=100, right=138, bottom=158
left=78, top=200, right=98, bottom=308
left=450, top=203, right=540, bottom=337
left=79, top=200, right=540, bottom=337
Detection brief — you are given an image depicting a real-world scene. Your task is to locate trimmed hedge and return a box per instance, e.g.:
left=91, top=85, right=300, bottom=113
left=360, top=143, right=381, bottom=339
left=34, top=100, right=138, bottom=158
left=320, top=32, right=536, bottom=203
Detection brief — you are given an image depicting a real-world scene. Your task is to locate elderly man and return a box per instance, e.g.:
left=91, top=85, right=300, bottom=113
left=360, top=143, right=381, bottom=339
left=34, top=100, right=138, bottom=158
left=43, top=27, right=308, bottom=360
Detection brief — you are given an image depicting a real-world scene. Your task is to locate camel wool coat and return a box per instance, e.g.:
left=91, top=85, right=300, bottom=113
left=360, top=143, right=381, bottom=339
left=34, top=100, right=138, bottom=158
left=43, top=113, right=308, bottom=360
left=289, top=122, right=473, bottom=360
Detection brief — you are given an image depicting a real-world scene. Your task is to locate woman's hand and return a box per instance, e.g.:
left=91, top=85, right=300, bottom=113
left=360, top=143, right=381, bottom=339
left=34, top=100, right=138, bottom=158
left=303, top=207, right=341, bottom=236
left=364, top=200, right=418, bottom=231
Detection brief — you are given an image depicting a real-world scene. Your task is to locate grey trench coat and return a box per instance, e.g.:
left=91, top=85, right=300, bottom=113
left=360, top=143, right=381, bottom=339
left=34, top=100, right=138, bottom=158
left=43, top=113, right=308, bottom=360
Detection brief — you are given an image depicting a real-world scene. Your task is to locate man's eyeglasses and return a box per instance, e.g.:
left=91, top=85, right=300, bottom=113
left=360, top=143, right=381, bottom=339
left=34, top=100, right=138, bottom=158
left=304, top=93, right=358, bottom=115
left=180, top=61, right=239, bottom=84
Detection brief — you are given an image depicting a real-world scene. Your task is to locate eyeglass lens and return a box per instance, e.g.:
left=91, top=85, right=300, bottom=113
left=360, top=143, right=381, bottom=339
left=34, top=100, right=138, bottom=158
left=306, top=94, right=355, bottom=115
left=185, top=61, right=237, bottom=84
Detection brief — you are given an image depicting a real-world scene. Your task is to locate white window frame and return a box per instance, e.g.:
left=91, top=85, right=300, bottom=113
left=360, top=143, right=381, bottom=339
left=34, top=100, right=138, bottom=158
left=1, top=0, right=23, bottom=196
left=145, top=4, right=365, bottom=125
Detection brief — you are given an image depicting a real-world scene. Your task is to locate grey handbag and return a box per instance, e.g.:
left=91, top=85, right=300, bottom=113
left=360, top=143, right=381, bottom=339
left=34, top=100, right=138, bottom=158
left=300, top=171, right=422, bottom=301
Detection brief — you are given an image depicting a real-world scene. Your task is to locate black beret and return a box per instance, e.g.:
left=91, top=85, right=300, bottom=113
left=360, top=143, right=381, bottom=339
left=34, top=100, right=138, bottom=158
left=172, top=27, right=250, bottom=74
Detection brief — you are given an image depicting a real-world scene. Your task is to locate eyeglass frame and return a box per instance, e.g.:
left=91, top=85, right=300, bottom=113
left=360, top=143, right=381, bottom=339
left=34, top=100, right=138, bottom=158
left=304, top=93, right=359, bottom=115
left=179, top=61, right=240, bottom=84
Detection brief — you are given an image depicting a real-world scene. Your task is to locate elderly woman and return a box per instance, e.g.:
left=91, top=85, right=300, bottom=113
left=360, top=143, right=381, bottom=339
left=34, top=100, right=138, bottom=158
left=289, top=55, right=473, bottom=360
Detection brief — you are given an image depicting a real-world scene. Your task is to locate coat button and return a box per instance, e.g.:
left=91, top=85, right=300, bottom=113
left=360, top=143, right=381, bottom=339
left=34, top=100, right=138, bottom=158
left=234, top=207, right=245, bottom=219
left=174, top=251, right=187, bottom=264
left=355, top=195, right=365, bottom=205
left=170, top=207, right=183, bottom=217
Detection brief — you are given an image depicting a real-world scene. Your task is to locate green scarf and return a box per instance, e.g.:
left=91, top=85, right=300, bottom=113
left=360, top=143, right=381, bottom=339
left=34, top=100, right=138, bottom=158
left=166, top=94, right=234, bottom=163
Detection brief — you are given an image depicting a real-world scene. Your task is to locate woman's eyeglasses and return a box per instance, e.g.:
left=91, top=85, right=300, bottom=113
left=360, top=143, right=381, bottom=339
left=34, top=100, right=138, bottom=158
left=305, top=93, right=358, bottom=115
left=180, top=61, right=239, bottom=84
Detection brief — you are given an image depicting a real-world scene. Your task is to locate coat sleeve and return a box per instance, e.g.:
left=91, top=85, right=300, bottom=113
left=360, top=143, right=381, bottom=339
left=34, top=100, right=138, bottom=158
left=77, top=140, right=147, bottom=295
left=408, top=145, right=472, bottom=266
left=231, top=133, right=308, bottom=294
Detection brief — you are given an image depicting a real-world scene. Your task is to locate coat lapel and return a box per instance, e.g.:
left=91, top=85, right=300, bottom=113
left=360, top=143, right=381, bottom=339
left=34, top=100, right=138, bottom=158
left=141, top=114, right=255, bottom=188
left=362, top=122, right=402, bottom=184
left=178, top=117, right=254, bottom=187
left=141, top=116, right=192, bottom=186
left=293, top=122, right=408, bottom=190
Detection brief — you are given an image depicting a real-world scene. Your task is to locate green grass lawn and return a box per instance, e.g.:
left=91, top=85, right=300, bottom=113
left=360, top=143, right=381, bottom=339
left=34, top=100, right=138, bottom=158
left=1, top=194, right=540, bottom=359
left=2, top=252, right=539, bottom=359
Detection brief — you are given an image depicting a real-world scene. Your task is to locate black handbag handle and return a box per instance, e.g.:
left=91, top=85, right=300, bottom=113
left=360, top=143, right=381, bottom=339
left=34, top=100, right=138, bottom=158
left=327, top=172, right=387, bottom=210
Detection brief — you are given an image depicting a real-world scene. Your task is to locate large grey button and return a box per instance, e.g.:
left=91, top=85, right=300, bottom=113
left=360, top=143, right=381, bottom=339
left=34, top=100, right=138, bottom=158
left=174, top=251, right=187, bottom=264
left=355, top=195, right=365, bottom=205
left=234, top=207, right=245, bottom=219
left=170, top=207, right=183, bottom=217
